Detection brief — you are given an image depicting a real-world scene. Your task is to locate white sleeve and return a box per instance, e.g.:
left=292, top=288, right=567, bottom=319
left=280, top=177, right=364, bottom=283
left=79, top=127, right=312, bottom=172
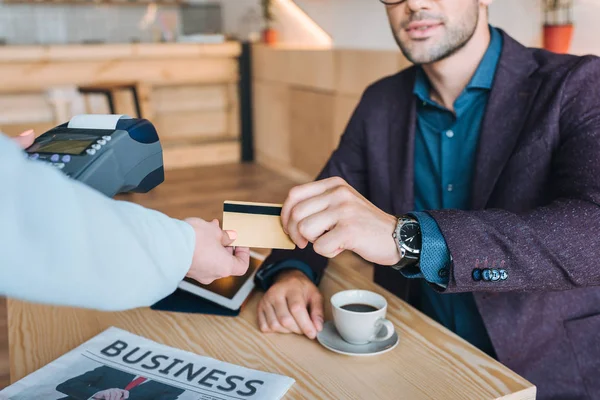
left=0, top=134, right=195, bottom=311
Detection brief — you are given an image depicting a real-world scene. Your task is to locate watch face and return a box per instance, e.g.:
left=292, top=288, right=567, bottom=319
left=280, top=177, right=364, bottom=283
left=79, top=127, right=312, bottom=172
left=400, top=222, right=421, bottom=252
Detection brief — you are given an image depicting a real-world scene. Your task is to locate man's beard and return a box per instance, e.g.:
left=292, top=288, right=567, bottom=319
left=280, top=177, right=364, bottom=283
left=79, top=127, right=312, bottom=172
left=393, top=5, right=480, bottom=65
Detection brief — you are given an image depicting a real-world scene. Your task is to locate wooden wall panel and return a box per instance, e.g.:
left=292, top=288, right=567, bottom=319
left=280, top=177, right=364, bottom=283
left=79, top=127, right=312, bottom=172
left=154, top=110, right=228, bottom=141
left=252, top=45, right=291, bottom=84
left=152, top=84, right=239, bottom=142
left=254, top=151, right=313, bottom=184
left=153, top=85, right=228, bottom=114
left=287, top=50, right=335, bottom=91
left=290, top=88, right=336, bottom=178
left=162, top=141, right=240, bottom=170
left=252, top=45, right=409, bottom=180
left=252, top=45, right=335, bottom=91
left=253, top=81, right=291, bottom=167
left=0, top=93, right=53, bottom=125
left=335, top=50, right=410, bottom=96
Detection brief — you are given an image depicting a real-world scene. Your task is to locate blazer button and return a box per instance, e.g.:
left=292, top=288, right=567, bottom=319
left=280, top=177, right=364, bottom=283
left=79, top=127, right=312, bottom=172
left=472, top=268, right=482, bottom=281
left=482, top=269, right=492, bottom=281
left=438, top=267, right=449, bottom=279
left=491, top=269, right=500, bottom=281
left=500, top=269, right=508, bottom=280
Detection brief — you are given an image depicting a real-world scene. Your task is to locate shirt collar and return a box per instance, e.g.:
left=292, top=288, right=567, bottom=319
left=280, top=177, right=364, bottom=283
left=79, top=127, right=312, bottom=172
left=413, top=25, right=503, bottom=102
left=467, top=26, right=502, bottom=90
left=413, top=68, right=431, bottom=104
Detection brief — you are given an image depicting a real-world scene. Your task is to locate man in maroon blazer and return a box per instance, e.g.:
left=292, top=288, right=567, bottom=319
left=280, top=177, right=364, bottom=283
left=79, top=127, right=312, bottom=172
left=253, top=0, right=600, bottom=399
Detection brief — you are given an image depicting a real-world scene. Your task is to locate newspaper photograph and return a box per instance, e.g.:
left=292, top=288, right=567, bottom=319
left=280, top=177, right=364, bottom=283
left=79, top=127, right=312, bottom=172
left=0, top=327, right=294, bottom=400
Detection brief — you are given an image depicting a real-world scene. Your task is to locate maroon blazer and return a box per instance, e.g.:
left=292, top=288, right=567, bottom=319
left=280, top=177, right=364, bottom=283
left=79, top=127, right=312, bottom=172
left=262, top=30, right=600, bottom=399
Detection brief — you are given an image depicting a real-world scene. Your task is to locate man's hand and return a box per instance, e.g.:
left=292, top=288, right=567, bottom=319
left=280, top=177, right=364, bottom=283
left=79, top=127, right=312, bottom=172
left=257, top=269, right=324, bottom=339
left=281, top=177, right=401, bottom=266
left=92, top=388, right=129, bottom=400
left=13, top=130, right=35, bottom=149
left=185, top=218, right=251, bottom=284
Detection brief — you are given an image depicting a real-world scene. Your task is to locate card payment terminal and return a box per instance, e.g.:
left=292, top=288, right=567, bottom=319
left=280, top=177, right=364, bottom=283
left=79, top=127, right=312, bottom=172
left=25, top=114, right=164, bottom=197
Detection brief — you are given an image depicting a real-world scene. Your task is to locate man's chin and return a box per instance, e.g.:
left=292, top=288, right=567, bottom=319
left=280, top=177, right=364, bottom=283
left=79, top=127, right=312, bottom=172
left=400, top=38, right=456, bottom=65
left=400, top=47, right=437, bottom=65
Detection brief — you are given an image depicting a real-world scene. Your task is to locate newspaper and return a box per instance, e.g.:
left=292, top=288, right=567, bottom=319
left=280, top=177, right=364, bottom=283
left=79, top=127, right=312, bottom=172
left=0, top=327, right=294, bottom=400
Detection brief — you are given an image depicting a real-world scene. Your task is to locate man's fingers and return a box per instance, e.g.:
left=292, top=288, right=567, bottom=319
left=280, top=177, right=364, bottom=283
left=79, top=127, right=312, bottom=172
left=281, top=177, right=348, bottom=233
left=273, top=297, right=302, bottom=334
left=312, top=227, right=349, bottom=258
left=286, top=191, right=339, bottom=247
left=257, top=304, right=270, bottom=332
left=295, top=208, right=339, bottom=244
left=287, top=293, right=317, bottom=339
left=264, top=303, right=291, bottom=333
left=123, top=390, right=130, bottom=399
left=308, top=293, right=325, bottom=332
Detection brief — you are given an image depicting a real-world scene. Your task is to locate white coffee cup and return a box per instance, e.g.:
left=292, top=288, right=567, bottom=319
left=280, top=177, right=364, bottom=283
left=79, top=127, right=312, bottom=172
left=331, top=290, right=395, bottom=345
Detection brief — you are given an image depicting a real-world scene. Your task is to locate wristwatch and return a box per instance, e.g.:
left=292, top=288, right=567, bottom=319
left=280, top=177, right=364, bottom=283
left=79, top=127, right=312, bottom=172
left=391, top=215, right=422, bottom=271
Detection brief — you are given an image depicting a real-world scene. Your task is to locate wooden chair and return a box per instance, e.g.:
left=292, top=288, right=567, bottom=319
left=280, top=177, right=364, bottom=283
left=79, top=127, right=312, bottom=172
left=78, top=83, right=144, bottom=118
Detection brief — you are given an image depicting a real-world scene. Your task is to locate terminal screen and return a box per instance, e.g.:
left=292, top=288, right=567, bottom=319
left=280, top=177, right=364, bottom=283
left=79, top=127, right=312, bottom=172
left=30, top=139, right=95, bottom=155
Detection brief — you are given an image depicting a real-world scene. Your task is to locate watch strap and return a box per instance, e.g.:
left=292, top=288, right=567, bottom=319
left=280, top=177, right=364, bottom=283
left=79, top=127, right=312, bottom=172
left=391, top=253, right=419, bottom=271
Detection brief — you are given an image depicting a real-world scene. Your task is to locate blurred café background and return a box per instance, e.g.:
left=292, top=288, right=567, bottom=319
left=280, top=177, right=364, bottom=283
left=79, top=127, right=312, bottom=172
left=1, top=0, right=599, bottom=388
left=1, top=0, right=599, bottom=178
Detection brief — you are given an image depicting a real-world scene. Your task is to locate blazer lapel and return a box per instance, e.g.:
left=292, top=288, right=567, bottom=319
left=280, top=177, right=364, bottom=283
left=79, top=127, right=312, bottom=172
left=470, top=32, right=543, bottom=210
left=389, top=68, right=418, bottom=215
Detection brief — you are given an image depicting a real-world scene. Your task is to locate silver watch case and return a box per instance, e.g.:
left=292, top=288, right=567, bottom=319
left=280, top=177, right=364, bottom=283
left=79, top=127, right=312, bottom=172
left=392, top=217, right=421, bottom=256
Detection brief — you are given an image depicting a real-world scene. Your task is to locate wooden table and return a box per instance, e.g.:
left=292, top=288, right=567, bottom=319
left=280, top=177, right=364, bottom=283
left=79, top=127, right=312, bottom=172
left=7, top=251, right=536, bottom=399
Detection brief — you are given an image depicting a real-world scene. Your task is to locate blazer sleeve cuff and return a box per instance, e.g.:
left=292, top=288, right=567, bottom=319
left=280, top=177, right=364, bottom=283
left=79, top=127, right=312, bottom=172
left=255, top=259, right=319, bottom=291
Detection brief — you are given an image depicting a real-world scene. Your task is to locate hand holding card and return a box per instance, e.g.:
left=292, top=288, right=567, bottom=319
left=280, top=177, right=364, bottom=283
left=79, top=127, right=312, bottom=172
left=222, top=201, right=295, bottom=250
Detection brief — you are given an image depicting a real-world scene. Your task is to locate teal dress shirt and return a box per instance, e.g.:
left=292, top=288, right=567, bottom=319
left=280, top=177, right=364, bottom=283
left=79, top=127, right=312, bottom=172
left=405, top=26, right=503, bottom=357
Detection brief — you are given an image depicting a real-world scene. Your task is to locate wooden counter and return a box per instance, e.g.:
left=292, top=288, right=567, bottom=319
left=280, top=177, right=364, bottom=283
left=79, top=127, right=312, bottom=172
left=0, top=42, right=243, bottom=169
left=5, top=165, right=536, bottom=400
left=0, top=43, right=241, bottom=92
left=0, top=42, right=242, bottom=63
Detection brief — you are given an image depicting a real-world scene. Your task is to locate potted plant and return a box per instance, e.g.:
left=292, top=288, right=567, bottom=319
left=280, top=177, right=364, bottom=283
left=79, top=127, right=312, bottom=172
left=543, top=0, right=574, bottom=53
left=261, top=0, right=277, bottom=45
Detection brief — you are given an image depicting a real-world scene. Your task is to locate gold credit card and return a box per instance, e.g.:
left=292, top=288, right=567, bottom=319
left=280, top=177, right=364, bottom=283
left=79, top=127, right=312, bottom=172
left=222, top=201, right=295, bottom=250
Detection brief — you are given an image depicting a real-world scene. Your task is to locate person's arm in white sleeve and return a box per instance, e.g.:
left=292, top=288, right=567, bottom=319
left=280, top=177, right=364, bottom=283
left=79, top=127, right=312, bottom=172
left=0, top=132, right=249, bottom=311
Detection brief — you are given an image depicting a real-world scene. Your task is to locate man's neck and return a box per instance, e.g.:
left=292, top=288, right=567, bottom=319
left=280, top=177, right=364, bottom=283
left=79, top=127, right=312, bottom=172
left=422, top=23, right=491, bottom=111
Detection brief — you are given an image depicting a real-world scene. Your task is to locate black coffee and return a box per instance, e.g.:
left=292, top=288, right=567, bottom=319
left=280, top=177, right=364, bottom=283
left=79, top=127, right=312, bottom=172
left=341, top=303, right=379, bottom=313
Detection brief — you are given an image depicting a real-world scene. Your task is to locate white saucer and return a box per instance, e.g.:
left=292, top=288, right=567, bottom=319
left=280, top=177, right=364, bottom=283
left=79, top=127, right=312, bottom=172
left=317, top=321, right=399, bottom=357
